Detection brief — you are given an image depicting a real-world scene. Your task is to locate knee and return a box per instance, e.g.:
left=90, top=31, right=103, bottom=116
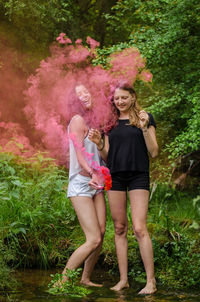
left=114, top=222, right=128, bottom=236
left=133, top=225, right=148, bottom=241
left=87, top=236, right=102, bottom=250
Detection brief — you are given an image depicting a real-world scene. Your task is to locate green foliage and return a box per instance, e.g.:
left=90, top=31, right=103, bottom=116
left=103, top=0, right=138, bottom=45
left=0, top=0, right=199, bottom=161
left=103, top=183, right=200, bottom=288
left=48, top=268, right=92, bottom=297
left=101, top=0, right=200, bottom=159
left=0, top=0, right=118, bottom=50
left=152, top=236, right=200, bottom=288
left=0, top=151, right=200, bottom=289
left=0, top=152, right=77, bottom=269
left=92, top=41, right=130, bottom=68
left=0, top=0, right=200, bottom=287
left=0, top=0, right=75, bottom=50
left=148, top=183, right=200, bottom=288
left=0, top=240, right=17, bottom=290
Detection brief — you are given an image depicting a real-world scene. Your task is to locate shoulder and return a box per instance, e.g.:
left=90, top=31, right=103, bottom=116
left=71, top=114, right=85, bottom=123
left=70, top=115, right=86, bottom=127
left=69, top=115, right=87, bottom=132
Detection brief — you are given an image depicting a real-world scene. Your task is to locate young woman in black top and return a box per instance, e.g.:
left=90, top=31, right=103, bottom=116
left=89, top=82, right=158, bottom=294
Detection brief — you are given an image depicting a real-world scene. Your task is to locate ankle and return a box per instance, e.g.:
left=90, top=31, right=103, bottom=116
left=147, top=277, right=156, bottom=284
left=119, top=278, right=128, bottom=283
left=81, top=277, right=90, bottom=282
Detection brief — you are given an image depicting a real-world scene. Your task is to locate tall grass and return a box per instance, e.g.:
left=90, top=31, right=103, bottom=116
left=103, top=182, right=200, bottom=288
left=147, top=183, right=200, bottom=287
left=0, top=151, right=78, bottom=287
left=0, top=151, right=200, bottom=290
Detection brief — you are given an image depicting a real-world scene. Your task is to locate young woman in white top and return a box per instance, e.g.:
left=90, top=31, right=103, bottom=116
left=62, top=84, right=106, bottom=287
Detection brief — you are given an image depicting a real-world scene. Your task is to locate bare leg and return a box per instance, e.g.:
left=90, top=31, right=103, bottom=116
left=108, top=190, right=129, bottom=291
left=81, top=192, right=106, bottom=287
left=129, top=189, right=157, bottom=295
left=61, top=196, right=102, bottom=282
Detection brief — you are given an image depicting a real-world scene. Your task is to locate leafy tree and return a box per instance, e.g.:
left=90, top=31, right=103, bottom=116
left=0, top=0, right=76, bottom=51
left=103, top=0, right=200, bottom=158
left=0, top=0, right=199, bottom=159
left=0, top=0, right=117, bottom=50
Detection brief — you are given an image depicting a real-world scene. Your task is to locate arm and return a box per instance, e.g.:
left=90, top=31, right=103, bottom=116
left=69, top=116, right=102, bottom=188
left=88, top=129, right=109, bottom=162
left=142, top=126, right=159, bottom=158
left=139, top=111, right=159, bottom=158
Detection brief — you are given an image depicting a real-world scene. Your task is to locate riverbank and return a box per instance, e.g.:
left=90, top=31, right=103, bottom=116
left=1, top=268, right=200, bottom=302
left=0, top=152, right=200, bottom=291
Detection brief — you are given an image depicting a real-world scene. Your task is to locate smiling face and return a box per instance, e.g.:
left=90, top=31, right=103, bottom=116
left=75, top=85, right=92, bottom=110
left=113, top=88, right=135, bottom=115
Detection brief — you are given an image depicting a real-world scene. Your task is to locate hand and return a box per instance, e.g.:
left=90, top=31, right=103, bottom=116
left=88, top=129, right=102, bottom=148
left=88, top=171, right=104, bottom=190
left=139, top=110, right=149, bottom=130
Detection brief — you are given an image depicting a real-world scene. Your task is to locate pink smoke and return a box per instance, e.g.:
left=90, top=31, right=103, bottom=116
left=56, top=33, right=72, bottom=44
left=0, top=32, right=152, bottom=164
left=0, top=38, right=39, bottom=158
left=139, top=70, right=153, bottom=82
left=0, top=120, right=35, bottom=157
left=109, top=47, right=146, bottom=84
left=24, top=36, right=152, bottom=164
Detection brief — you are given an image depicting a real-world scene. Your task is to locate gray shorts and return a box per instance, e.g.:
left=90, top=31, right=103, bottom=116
left=67, top=173, right=102, bottom=198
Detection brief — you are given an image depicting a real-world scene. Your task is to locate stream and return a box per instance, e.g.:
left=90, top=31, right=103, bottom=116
left=0, top=269, right=200, bottom=302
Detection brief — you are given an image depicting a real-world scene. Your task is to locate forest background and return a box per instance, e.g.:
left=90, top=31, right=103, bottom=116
left=0, top=0, right=200, bottom=291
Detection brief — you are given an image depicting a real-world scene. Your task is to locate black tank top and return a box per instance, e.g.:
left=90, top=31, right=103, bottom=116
left=107, top=113, right=156, bottom=173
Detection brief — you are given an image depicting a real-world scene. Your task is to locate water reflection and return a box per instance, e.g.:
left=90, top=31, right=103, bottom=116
left=141, top=295, right=156, bottom=302
left=114, top=291, right=126, bottom=302
left=1, top=269, right=200, bottom=302
left=110, top=290, right=158, bottom=302
left=145, top=294, right=161, bottom=302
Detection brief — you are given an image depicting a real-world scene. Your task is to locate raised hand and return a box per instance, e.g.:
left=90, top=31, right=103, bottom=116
left=139, top=110, right=149, bottom=130
left=88, top=128, right=102, bottom=148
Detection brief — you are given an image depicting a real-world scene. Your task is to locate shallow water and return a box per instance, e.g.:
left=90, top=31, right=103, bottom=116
left=0, top=269, right=200, bottom=302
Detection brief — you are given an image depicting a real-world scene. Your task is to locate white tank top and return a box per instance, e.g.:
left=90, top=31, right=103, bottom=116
left=68, top=123, right=102, bottom=180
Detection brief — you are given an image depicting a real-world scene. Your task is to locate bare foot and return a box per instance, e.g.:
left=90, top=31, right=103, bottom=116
left=110, top=280, right=129, bottom=291
left=80, top=280, right=103, bottom=287
left=138, top=279, right=157, bottom=295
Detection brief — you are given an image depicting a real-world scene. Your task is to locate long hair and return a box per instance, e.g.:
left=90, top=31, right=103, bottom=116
left=112, top=81, right=141, bottom=127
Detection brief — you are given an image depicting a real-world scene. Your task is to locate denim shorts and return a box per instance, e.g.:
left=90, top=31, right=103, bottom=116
left=67, top=173, right=102, bottom=198
left=110, top=171, right=150, bottom=191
